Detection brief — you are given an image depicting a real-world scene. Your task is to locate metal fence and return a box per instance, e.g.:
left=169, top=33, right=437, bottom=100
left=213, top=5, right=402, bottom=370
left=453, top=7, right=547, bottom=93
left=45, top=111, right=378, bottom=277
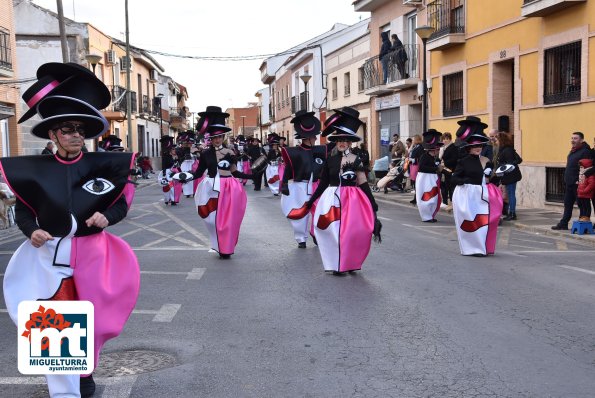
left=428, top=0, right=465, bottom=40
left=362, top=44, right=419, bottom=89
left=110, top=85, right=137, bottom=114
left=544, top=41, right=581, bottom=105
left=545, top=167, right=565, bottom=203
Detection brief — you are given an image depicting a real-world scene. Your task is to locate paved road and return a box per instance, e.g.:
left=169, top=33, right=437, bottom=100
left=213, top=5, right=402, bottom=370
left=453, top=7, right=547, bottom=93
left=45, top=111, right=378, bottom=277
left=1, top=181, right=594, bottom=397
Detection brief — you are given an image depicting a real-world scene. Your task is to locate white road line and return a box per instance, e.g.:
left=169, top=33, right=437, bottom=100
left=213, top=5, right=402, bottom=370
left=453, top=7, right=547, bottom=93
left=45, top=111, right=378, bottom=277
left=186, top=267, right=206, bottom=280
left=514, top=250, right=595, bottom=253
left=559, top=265, right=595, bottom=276
left=0, top=375, right=138, bottom=397
left=140, top=230, right=185, bottom=247
left=150, top=303, right=181, bottom=322
left=152, top=202, right=210, bottom=245
left=556, top=240, right=568, bottom=251
left=377, top=216, right=392, bottom=221
left=119, top=219, right=168, bottom=238
left=509, top=244, right=539, bottom=250
left=126, top=219, right=200, bottom=247
left=498, top=228, right=511, bottom=246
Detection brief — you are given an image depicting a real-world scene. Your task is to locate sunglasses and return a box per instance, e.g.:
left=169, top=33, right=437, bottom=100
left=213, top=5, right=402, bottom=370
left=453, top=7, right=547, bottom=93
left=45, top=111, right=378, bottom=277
left=53, top=123, right=86, bottom=137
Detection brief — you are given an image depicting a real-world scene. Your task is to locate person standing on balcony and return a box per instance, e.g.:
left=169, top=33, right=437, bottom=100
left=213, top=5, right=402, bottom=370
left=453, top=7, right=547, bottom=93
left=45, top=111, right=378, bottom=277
left=380, top=31, right=392, bottom=84
left=552, top=132, right=592, bottom=230
left=391, top=34, right=409, bottom=79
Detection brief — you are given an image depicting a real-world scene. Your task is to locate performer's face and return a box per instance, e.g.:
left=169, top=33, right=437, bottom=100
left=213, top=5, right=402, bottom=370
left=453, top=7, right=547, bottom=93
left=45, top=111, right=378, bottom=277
left=468, top=146, right=482, bottom=155
left=212, top=136, right=224, bottom=147
left=49, top=121, right=85, bottom=157
left=301, top=136, right=316, bottom=146
left=336, top=140, right=351, bottom=152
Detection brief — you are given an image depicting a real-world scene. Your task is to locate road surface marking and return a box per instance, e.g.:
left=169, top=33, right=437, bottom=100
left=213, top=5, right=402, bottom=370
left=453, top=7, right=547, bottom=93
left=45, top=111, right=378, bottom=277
left=152, top=202, right=210, bottom=246
left=0, top=375, right=138, bottom=397
left=498, top=228, right=510, bottom=246
left=134, top=303, right=181, bottom=322
left=140, top=267, right=205, bottom=280
left=509, top=244, right=539, bottom=250
left=125, top=219, right=201, bottom=247
left=186, top=267, right=206, bottom=280
left=132, top=247, right=207, bottom=251
left=119, top=219, right=168, bottom=238
left=559, top=265, right=595, bottom=276
left=377, top=216, right=392, bottom=221
left=140, top=230, right=185, bottom=247
left=514, top=250, right=595, bottom=253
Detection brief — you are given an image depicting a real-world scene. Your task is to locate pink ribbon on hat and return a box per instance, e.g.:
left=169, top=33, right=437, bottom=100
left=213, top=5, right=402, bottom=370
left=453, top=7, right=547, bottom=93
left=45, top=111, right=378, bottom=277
left=428, top=137, right=436, bottom=144
left=459, top=127, right=471, bottom=140
left=324, top=113, right=341, bottom=128
left=198, top=117, right=209, bottom=135
left=300, top=123, right=315, bottom=132
left=26, top=80, right=60, bottom=108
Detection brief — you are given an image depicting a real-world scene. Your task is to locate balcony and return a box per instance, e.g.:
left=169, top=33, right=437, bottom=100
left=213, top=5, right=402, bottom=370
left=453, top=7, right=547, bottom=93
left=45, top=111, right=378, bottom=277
left=521, top=0, right=586, bottom=17
left=138, top=95, right=153, bottom=118
left=427, top=0, right=466, bottom=51
left=102, top=85, right=137, bottom=121
left=362, top=44, right=420, bottom=96
left=169, top=107, right=189, bottom=131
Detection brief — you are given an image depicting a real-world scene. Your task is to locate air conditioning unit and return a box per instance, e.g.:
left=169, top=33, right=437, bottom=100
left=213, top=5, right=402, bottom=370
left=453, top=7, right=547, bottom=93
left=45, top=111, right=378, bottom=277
left=105, top=50, right=116, bottom=65
left=403, top=0, right=422, bottom=5
left=149, top=69, right=158, bottom=82
left=120, top=56, right=133, bottom=72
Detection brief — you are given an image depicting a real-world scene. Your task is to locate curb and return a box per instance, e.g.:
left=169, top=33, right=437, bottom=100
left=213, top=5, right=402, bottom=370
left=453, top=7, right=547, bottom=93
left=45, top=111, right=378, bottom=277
left=513, top=223, right=595, bottom=247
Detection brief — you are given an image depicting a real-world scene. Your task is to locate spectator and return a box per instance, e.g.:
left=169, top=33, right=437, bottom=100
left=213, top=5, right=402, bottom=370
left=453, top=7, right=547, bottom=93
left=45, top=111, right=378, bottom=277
left=577, top=158, right=594, bottom=222
left=380, top=32, right=392, bottom=84
left=497, top=133, right=522, bottom=221
left=41, top=141, right=54, bottom=155
left=552, top=132, right=592, bottom=230
left=389, top=133, right=406, bottom=159
left=488, top=129, right=507, bottom=215
left=390, top=34, right=409, bottom=79
left=440, top=132, right=458, bottom=209
left=140, top=156, right=154, bottom=179
left=356, top=142, right=371, bottom=174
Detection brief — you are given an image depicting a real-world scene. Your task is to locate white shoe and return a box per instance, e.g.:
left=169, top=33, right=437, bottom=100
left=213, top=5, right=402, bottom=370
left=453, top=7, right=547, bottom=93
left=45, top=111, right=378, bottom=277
left=440, top=203, right=448, bottom=209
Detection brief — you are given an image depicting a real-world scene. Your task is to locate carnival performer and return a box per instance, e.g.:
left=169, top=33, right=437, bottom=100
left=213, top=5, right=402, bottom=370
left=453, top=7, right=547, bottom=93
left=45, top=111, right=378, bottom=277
left=180, top=152, right=196, bottom=198
left=235, top=135, right=250, bottom=186
left=416, top=129, right=443, bottom=222
left=280, top=110, right=328, bottom=248
left=266, top=133, right=282, bottom=196
left=192, top=106, right=254, bottom=259
left=306, top=107, right=381, bottom=275
left=452, top=118, right=503, bottom=257
left=158, top=168, right=175, bottom=205
left=0, top=62, right=139, bottom=398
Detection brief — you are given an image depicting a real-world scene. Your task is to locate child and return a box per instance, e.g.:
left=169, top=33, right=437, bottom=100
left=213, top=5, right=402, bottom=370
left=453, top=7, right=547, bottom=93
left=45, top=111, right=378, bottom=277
left=577, top=158, right=594, bottom=222
left=377, top=160, right=400, bottom=194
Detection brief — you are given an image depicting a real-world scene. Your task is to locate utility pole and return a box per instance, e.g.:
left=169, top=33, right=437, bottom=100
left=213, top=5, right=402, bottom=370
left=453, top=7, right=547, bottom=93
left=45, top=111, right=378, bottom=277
left=56, top=0, right=69, bottom=62
left=125, top=0, right=133, bottom=151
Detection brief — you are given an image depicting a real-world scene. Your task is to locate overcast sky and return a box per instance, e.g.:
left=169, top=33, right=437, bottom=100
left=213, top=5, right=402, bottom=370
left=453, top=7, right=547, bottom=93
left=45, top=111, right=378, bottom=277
left=31, top=0, right=369, bottom=114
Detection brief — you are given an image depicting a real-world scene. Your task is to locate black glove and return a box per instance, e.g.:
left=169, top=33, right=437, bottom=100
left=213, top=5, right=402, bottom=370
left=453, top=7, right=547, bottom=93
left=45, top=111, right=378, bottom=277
left=281, top=185, right=290, bottom=196
left=373, top=216, right=382, bottom=243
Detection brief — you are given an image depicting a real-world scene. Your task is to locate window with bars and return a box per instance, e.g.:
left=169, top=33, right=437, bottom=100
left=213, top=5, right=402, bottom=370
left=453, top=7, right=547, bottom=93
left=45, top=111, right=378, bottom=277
left=332, top=77, right=338, bottom=100
left=0, top=27, right=12, bottom=70
left=344, top=72, right=351, bottom=96
left=544, top=41, right=581, bottom=105
left=358, top=67, right=365, bottom=92
left=443, top=71, right=463, bottom=116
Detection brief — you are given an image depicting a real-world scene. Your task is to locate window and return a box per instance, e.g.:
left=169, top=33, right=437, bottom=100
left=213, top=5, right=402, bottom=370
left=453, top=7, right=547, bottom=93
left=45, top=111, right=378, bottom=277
left=344, top=72, right=351, bottom=96
left=332, top=77, right=338, bottom=100
left=0, top=27, right=12, bottom=70
left=443, top=71, right=463, bottom=116
left=358, top=67, right=365, bottom=92
left=544, top=41, right=581, bottom=105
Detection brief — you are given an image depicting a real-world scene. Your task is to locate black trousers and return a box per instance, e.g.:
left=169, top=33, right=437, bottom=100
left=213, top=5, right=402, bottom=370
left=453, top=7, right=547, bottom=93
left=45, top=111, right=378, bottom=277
left=577, top=198, right=592, bottom=218
left=441, top=173, right=454, bottom=205
left=560, top=184, right=578, bottom=225
left=252, top=171, right=264, bottom=190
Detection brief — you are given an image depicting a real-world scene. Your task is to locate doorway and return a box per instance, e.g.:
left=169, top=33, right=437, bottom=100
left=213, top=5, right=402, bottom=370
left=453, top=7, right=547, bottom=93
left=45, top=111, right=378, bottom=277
left=379, top=108, right=400, bottom=158
left=492, top=59, right=514, bottom=134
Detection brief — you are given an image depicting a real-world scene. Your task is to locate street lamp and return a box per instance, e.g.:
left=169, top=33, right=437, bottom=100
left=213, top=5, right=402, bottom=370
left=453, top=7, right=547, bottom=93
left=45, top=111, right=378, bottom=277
left=300, top=73, right=312, bottom=111
left=157, top=93, right=164, bottom=136
left=85, top=53, right=102, bottom=74
left=415, top=25, right=435, bottom=134
left=240, top=115, right=246, bottom=135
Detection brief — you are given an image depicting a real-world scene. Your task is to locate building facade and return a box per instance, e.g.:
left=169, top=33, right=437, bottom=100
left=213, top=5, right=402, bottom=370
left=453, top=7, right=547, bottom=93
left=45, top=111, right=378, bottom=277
left=226, top=104, right=259, bottom=138
left=419, top=0, right=594, bottom=207
left=0, top=0, right=21, bottom=157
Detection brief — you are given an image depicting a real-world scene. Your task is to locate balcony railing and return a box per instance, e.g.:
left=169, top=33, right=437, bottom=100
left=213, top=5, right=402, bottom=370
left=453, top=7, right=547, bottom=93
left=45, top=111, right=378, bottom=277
left=291, top=96, right=297, bottom=113
left=109, top=85, right=137, bottom=114
left=363, top=44, right=419, bottom=90
left=300, top=91, right=308, bottom=111
left=141, top=95, right=152, bottom=115
left=428, top=0, right=465, bottom=40
left=169, top=107, right=188, bottom=118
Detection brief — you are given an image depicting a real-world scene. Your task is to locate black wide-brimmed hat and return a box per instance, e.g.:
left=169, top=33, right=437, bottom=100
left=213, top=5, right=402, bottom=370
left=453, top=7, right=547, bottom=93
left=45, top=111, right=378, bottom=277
left=268, top=133, right=281, bottom=145
left=290, top=110, right=321, bottom=139
left=19, top=62, right=111, bottom=124
left=32, top=95, right=108, bottom=139
left=101, top=134, right=122, bottom=151
left=456, top=116, right=488, bottom=141
left=460, top=133, right=490, bottom=148
left=323, top=107, right=364, bottom=142
left=422, top=129, right=443, bottom=150
left=196, top=106, right=230, bottom=135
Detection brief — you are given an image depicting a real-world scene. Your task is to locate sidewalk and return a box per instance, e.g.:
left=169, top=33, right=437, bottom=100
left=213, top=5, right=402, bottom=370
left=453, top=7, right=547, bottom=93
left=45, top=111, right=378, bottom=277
left=373, top=189, right=595, bottom=247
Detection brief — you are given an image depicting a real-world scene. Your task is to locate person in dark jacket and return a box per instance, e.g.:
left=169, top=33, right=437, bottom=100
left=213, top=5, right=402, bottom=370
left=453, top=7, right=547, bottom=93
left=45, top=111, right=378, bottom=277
left=408, top=134, right=424, bottom=204
left=247, top=137, right=266, bottom=191
left=380, top=31, right=392, bottom=84
left=552, top=131, right=592, bottom=230
left=440, top=132, right=458, bottom=207
left=497, top=132, right=522, bottom=221
left=390, top=34, right=409, bottom=79
left=40, top=141, right=54, bottom=155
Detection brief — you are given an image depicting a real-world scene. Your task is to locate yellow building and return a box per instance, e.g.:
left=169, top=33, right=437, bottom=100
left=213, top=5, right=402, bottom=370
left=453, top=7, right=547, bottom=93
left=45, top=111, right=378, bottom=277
left=424, top=0, right=594, bottom=207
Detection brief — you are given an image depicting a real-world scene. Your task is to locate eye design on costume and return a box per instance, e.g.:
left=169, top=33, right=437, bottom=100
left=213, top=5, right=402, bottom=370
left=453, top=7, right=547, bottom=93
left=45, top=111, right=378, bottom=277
left=160, top=178, right=169, bottom=186
left=82, top=178, right=115, bottom=195
left=341, top=171, right=356, bottom=181
left=218, top=160, right=231, bottom=169
left=315, top=158, right=323, bottom=165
